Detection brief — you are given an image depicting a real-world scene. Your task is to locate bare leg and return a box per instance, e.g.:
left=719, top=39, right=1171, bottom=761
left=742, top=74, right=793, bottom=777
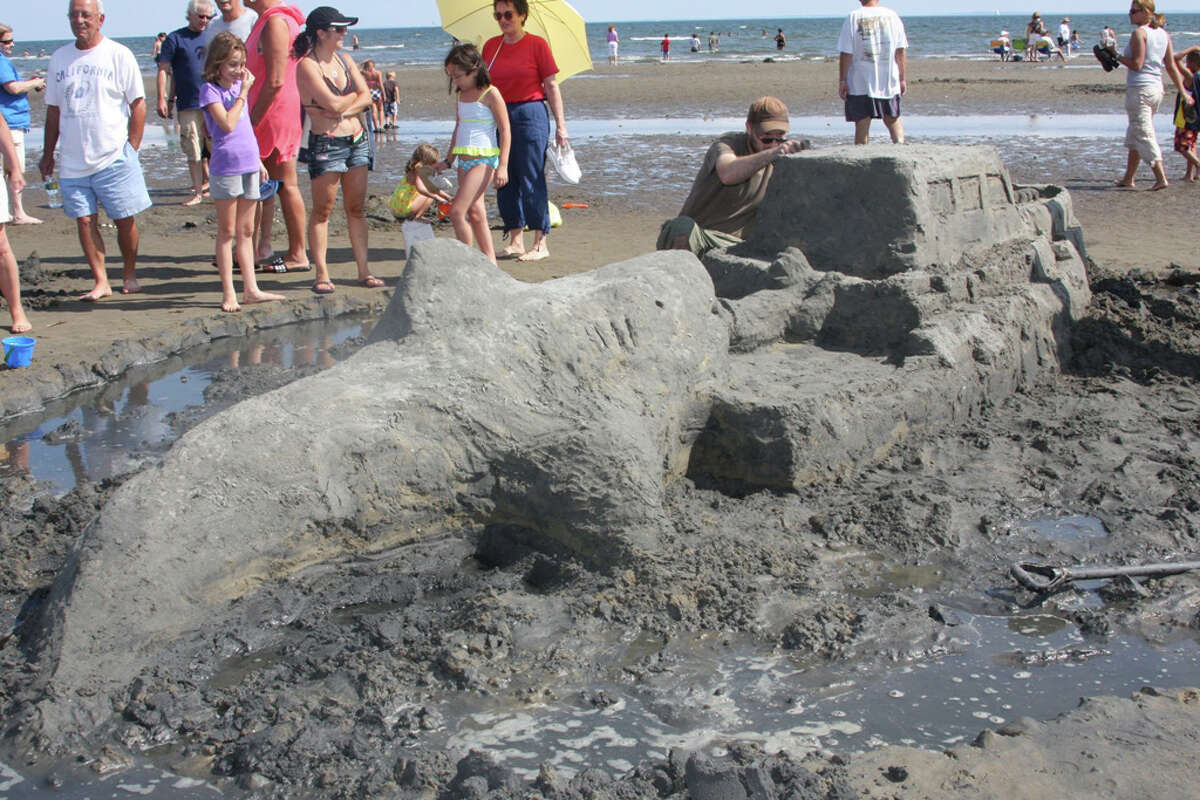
left=214, top=197, right=241, bottom=311
left=883, top=115, right=905, bottom=144
left=183, top=159, right=205, bottom=205
left=76, top=214, right=112, bottom=301
left=1150, top=160, right=1169, bottom=191
left=500, top=227, right=525, bottom=258
left=264, top=154, right=308, bottom=269
left=113, top=216, right=141, bottom=294
left=236, top=196, right=284, bottom=305
left=1118, top=149, right=1140, bottom=187
left=450, top=164, right=493, bottom=260
left=0, top=226, right=31, bottom=332
left=854, top=118, right=872, bottom=145
left=340, top=165, right=373, bottom=281
left=308, top=170, right=342, bottom=289
left=9, top=181, right=41, bottom=224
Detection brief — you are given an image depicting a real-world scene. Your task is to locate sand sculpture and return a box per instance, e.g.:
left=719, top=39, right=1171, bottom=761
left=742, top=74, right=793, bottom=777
left=18, top=144, right=1090, bottom=745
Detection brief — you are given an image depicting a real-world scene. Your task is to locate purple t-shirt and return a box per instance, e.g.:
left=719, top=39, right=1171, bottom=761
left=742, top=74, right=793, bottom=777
left=199, top=80, right=260, bottom=177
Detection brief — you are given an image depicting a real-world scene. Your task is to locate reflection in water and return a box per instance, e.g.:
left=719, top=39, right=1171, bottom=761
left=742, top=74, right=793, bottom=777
left=0, top=318, right=373, bottom=496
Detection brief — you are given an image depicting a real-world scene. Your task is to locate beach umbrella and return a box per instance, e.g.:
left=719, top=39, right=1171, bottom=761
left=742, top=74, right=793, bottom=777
left=436, top=0, right=592, bottom=82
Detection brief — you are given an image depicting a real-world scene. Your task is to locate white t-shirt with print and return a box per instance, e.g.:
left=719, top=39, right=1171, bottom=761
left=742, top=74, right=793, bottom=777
left=837, top=5, right=908, bottom=99
left=45, top=36, right=144, bottom=178
left=202, top=9, right=259, bottom=46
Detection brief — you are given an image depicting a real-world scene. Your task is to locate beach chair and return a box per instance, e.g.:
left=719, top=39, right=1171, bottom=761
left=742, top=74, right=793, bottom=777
left=990, top=39, right=1012, bottom=61
left=1011, top=38, right=1028, bottom=61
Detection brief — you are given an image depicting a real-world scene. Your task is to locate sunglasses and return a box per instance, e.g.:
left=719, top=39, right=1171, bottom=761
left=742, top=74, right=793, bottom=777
left=493, top=10, right=515, bottom=20
left=328, top=25, right=348, bottom=33
left=758, top=135, right=787, bottom=145
left=195, top=13, right=215, bottom=19
left=0, top=40, right=13, bottom=45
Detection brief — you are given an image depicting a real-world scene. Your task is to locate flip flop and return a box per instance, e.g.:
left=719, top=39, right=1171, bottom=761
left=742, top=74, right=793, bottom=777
left=311, top=280, right=336, bottom=295
left=258, top=180, right=281, bottom=202
left=257, top=255, right=288, bottom=273
left=358, top=275, right=385, bottom=288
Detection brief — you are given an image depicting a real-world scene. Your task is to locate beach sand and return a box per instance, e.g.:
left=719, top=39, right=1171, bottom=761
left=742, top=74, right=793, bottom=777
left=0, top=57, right=1191, bottom=415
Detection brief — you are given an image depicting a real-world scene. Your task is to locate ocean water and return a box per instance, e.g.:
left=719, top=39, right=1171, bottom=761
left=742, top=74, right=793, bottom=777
left=7, top=14, right=1200, bottom=79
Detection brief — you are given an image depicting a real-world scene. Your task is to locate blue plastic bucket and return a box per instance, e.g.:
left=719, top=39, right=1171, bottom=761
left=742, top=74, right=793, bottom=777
left=2, top=335, right=35, bottom=368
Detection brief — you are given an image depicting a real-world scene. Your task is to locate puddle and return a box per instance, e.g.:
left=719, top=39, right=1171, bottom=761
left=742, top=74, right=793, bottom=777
left=0, top=315, right=375, bottom=497
left=439, top=611, right=1200, bottom=779
left=1022, top=515, right=1109, bottom=542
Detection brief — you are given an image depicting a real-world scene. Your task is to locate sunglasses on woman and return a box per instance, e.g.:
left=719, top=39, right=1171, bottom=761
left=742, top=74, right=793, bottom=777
left=493, top=10, right=515, bottom=20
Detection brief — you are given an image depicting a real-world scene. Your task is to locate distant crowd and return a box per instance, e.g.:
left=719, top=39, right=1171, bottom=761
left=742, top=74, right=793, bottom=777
left=0, top=0, right=1197, bottom=340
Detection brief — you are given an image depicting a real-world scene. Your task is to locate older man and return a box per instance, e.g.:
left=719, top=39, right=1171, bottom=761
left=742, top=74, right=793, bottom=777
left=656, top=96, right=806, bottom=258
left=41, top=0, right=151, bottom=300
left=244, top=0, right=308, bottom=271
left=203, top=0, right=258, bottom=44
left=157, top=0, right=214, bottom=206
left=837, top=0, right=908, bottom=145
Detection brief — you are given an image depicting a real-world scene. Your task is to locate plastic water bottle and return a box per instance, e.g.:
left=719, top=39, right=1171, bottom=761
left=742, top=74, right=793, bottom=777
left=44, top=178, right=62, bottom=209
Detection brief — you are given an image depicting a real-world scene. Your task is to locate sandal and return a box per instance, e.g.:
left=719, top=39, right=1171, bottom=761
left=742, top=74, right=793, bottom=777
left=311, top=280, right=336, bottom=295
left=257, top=255, right=288, bottom=273
left=359, top=275, right=385, bottom=288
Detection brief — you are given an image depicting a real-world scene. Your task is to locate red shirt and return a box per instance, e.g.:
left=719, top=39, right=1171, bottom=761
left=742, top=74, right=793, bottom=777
left=482, top=33, right=558, bottom=103
left=662, top=37, right=670, bottom=52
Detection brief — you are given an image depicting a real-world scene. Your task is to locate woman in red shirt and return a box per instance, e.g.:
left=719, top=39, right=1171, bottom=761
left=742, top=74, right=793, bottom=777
left=482, top=0, right=569, bottom=262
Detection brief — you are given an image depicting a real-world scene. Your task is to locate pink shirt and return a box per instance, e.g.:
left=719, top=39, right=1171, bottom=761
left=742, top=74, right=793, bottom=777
left=245, top=4, right=304, bottom=161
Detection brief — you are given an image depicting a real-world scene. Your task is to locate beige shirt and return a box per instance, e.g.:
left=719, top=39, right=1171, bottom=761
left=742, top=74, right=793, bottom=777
left=678, top=132, right=773, bottom=239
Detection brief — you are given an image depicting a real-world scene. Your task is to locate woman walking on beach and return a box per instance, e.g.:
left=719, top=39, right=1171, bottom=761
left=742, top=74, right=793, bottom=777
left=1116, top=0, right=1190, bottom=190
left=200, top=32, right=286, bottom=312
left=606, top=25, right=618, bottom=66
left=482, top=0, right=570, bottom=262
left=0, top=24, right=46, bottom=225
left=294, top=6, right=382, bottom=293
left=438, top=44, right=510, bottom=264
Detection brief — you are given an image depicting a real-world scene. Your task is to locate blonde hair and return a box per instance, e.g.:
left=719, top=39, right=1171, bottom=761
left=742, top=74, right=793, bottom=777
left=203, top=31, right=246, bottom=83
left=1132, top=0, right=1166, bottom=29
left=406, top=143, right=440, bottom=174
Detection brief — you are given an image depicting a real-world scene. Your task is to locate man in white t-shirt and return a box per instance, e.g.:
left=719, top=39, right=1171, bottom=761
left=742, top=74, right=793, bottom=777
left=40, top=0, right=152, bottom=300
left=202, top=0, right=258, bottom=45
left=837, top=0, right=908, bottom=145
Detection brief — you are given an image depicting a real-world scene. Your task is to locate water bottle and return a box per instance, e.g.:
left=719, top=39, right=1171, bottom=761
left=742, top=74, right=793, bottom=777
left=44, top=178, right=62, bottom=209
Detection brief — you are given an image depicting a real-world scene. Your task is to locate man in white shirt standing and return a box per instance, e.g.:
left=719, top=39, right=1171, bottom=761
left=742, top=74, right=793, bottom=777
left=40, top=0, right=151, bottom=300
left=837, top=0, right=907, bottom=145
left=203, top=0, right=259, bottom=45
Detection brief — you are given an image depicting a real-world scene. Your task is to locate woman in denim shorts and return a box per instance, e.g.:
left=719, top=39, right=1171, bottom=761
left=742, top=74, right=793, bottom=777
left=293, top=6, right=381, bottom=294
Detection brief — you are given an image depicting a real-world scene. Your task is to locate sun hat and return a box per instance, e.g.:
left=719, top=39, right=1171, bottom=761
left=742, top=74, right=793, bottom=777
left=305, top=6, right=359, bottom=31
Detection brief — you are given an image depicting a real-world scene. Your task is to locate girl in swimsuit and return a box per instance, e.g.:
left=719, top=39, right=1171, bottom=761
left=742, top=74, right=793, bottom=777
left=294, top=7, right=382, bottom=293
left=437, top=44, right=510, bottom=264
left=391, top=143, right=453, bottom=221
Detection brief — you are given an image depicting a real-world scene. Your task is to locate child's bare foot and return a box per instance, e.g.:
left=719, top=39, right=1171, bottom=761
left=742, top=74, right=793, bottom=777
left=222, top=296, right=242, bottom=312
left=9, top=313, right=31, bottom=334
left=121, top=279, right=142, bottom=294
left=80, top=284, right=113, bottom=302
left=181, top=193, right=203, bottom=206
left=243, top=290, right=286, bottom=304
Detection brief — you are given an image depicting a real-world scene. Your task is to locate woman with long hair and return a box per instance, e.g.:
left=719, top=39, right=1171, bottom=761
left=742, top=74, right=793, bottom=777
left=1116, top=0, right=1191, bottom=190
left=294, top=6, right=381, bottom=293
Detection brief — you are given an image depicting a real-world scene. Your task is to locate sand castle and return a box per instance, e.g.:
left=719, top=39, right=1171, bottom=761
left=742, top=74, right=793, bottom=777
left=17, top=144, right=1090, bottom=746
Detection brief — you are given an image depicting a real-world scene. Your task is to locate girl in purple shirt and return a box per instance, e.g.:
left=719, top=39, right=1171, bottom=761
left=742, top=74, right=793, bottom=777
left=200, top=32, right=285, bottom=312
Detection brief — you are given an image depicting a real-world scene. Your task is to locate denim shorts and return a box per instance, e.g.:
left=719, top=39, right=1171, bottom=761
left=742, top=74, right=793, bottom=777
left=306, top=130, right=371, bottom=179
left=61, top=142, right=153, bottom=220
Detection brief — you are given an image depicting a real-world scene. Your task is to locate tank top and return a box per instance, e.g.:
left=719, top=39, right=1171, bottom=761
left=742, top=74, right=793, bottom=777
left=245, top=4, right=304, bottom=161
left=452, top=85, right=500, bottom=157
left=1126, top=25, right=1169, bottom=88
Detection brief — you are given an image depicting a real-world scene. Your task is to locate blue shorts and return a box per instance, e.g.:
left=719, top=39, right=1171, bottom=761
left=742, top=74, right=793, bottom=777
left=458, top=154, right=499, bottom=171
left=307, top=131, right=371, bottom=179
left=60, top=142, right=152, bottom=220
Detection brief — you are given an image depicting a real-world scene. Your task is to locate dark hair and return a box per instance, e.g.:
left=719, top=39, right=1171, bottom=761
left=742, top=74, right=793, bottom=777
left=293, top=27, right=319, bottom=59
left=493, top=0, right=527, bottom=24
left=203, top=31, right=246, bottom=84
left=444, top=43, right=490, bottom=93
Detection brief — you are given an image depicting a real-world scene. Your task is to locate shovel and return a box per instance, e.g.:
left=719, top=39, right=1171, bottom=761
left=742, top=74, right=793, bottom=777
left=1010, top=560, right=1200, bottom=593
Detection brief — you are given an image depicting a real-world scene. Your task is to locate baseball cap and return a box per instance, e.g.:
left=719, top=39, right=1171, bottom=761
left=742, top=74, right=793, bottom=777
left=746, top=96, right=789, bottom=130
left=306, top=6, right=359, bottom=30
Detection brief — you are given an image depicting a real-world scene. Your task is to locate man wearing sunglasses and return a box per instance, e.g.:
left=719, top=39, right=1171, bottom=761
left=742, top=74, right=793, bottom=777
left=156, top=0, right=216, bottom=206
left=202, top=0, right=259, bottom=46
left=657, top=96, right=806, bottom=258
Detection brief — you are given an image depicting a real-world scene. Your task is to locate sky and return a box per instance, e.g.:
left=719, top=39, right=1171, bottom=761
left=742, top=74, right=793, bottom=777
left=4, top=2, right=1176, bottom=41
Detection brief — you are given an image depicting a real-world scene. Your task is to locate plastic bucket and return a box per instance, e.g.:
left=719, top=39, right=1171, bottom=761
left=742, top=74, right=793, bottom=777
left=2, top=335, right=35, bottom=368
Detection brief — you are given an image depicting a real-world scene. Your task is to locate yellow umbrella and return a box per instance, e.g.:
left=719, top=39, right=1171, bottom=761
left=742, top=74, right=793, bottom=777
left=437, top=0, right=593, bottom=82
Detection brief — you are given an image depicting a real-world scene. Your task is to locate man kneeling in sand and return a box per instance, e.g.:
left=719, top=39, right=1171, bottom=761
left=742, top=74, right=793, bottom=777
left=657, top=96, right=806, bottom=258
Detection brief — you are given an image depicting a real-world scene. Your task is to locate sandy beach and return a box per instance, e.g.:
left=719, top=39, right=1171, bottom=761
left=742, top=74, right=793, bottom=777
left=0, top=57, right=1193, bottom=416
left=1, top=55, right=1199, bottom=799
